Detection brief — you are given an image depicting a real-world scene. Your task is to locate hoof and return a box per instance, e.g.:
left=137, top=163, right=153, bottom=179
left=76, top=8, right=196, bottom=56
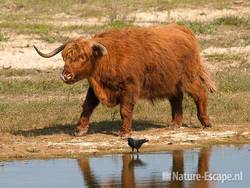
left=203, top=123, right=212, bottom=129
left=73, top=126, right=89, bottom=137
left=118, top=131, right=131, bottom=138
left=181, top=123, right=189, bottom=128
left=169, top=122, right=181, bottom=129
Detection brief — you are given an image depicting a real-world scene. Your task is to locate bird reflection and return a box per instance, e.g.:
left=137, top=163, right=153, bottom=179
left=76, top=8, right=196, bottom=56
left=128, top=154, right=147, bottom=168
left=77, top=148, right=212, bottom=188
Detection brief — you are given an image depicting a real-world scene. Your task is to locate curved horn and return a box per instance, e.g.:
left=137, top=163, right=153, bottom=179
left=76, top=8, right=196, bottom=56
left=33, top=43, right=67, bottom=58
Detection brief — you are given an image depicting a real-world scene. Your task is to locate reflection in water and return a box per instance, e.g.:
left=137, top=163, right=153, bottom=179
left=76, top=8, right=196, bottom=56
left=192, top=148, right=212, bottom=188
left=170, top=150, right=184, bottom=188
left=78, top=158, right=99, bottom=187
left=1, top=146, right=249, bottom=188
left=77, top=148, right=212, bottom=188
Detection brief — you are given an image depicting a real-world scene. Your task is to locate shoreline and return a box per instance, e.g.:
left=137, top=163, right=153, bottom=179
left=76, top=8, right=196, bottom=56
left=1, top=125, right=250, bottom=161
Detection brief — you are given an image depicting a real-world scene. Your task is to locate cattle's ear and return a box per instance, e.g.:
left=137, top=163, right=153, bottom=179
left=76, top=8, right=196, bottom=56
left=91, top=42, right=107, bottom=58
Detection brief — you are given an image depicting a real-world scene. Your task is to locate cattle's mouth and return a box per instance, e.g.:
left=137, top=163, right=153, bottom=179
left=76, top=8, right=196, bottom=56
left=60, top=72, right=78, bottom=84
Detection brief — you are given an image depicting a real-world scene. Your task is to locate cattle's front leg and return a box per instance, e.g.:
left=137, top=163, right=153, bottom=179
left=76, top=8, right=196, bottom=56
left=74, top=87, right=99, bottom=136
left=119, top=94, right=135, bottom=137
left=89, top=77, right=110, bottom=106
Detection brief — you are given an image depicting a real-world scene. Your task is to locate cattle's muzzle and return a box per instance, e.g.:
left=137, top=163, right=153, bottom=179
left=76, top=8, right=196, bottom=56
left=60, top=71, right=75, bottom=84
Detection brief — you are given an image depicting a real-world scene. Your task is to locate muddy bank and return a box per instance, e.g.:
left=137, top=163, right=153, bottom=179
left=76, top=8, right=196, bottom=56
left=1, top=124, right=250, bottom=160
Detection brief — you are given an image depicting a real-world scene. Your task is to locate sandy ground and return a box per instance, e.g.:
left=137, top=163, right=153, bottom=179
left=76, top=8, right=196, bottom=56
left=0, top=35, right=64, bottom=70
left=0, top=124, right=250, bottom=160
left=133, top=6, right=250, bottom=24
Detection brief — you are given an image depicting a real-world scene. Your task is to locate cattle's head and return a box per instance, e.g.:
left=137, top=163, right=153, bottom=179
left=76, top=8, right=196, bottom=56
left=34, top=37, right=107, bottom=84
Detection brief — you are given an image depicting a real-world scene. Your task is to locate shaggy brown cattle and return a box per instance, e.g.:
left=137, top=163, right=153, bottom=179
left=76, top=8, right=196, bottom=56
left=34, top=23, right=216, bottom=137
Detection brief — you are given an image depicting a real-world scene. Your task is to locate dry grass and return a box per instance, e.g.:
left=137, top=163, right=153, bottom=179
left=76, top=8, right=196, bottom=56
left=0, top=0, right=249, bottom=45
left=1, top=68, right=250, bottom=134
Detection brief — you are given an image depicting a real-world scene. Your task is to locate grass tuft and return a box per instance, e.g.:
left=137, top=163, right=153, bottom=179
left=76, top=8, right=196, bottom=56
left=214, top=16, right=250, bottom=27
left=205, top=53, right=248, bottom=63
left=0, top=32, right=7, bottom=41
left=178, top=21, right=216, bottom=34
left=215, top=71, right=250, bottom=93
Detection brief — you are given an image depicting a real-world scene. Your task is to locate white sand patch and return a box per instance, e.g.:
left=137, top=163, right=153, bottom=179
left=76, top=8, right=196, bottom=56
left=202, top=45, right=250, bottom=55
left=170, top=132, right=201, bottom=141
left=164, top=130, right=237, bottom=142
left=0, top=35, right=64, bottom=69
left=132, top=7, right=250, bottom=25
left=202, top=131, right=237, bottom=137
left=48, top=140, right=112, bottom=148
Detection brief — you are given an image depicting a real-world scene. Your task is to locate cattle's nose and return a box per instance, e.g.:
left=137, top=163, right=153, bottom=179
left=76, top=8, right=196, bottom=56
left=61, top=71, right=73, bottom=82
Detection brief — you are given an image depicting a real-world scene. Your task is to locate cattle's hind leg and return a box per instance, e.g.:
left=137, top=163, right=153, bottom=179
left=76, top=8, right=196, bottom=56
left=169, top=90, right=183, bottom=128
left=184, top=79, right=211, bottom=128
left=119, top=87, right=137, bottom=137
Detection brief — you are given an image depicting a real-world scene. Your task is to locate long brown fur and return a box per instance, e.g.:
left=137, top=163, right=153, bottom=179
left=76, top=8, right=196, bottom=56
left=39, top=23, right=216, bottom=136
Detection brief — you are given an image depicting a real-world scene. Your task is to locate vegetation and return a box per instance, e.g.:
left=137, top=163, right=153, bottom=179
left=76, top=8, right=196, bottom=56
left=0, top=32, right=7, bottom=41
left=0, top=68, right=250, bottom=133
left=205, top=53, right=248, bottom=63
left=0, top=0, right=249, bottom=136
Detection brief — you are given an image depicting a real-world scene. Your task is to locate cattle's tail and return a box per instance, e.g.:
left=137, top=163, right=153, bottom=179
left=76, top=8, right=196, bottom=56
left=199, top=64, right=217, bottom=93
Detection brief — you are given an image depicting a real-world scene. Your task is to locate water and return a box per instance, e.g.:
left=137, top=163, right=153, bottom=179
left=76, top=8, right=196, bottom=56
left=0, top=145, right=249, bottom=188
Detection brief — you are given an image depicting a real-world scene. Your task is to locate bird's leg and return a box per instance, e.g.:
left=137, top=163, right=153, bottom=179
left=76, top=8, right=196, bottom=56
left=136, top=148, right=139, bottom=153
left=132, top=148, right=134, bottom=153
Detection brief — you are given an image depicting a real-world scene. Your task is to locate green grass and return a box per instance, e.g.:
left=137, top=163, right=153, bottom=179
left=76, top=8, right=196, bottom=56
left=0, top=69, right=88, bottom=95
left=214, top=16, right=250, bottom=28
left=178, top=21, right=216, bottom=34
left=0, top=0, right=80, bottom=14
left=205, top=53, right=248, bottom=63
left=215, top=71, right=250, bottom=93
left=0, top=69, right=250, bottom=133
left=178, top=16, right=250, bottom=35
left=0, top=21, right=64, bottom=43
left=0, top=32, right=7, bottom=41
left=0, top=22, right=52, bottom=35
left=0, top=69, right=37, bottom=77
left=3, top=16, right=248, bottom=43
left=0, top=0, right=249, bottom=44
left=0, top=20, right=133, bottom=42
left=0, top=79, right=87, bottom=95
left=243, top=34, right=250, bottom=46
left=199, top=30, right=250, bottom=49
left=1, top=90, right=249, bottom=133
left=0, top=0, right=234, bottom=16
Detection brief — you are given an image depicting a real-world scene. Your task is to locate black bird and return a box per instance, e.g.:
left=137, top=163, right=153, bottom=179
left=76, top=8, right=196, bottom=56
left=127, top=137, right=149, bottom=153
